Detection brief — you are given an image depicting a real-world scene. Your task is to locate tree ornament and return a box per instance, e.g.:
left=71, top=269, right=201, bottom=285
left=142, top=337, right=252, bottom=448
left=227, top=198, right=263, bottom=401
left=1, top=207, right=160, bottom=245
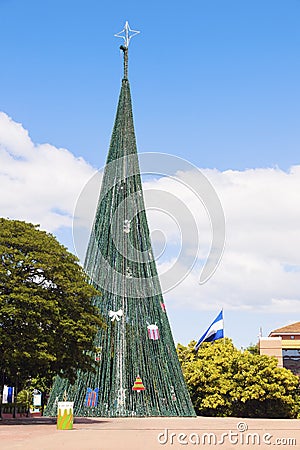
left=123, top=219, right=131, bottom=233
left=109, top=309, right=123, bottom=322
left=147, top=323, right=160, bottom=340
left=85, top=388, right=99, bottom=407
left=95, top=347, right=102, bottom=362
left=170, top=385, right=177, bottom=401
left=132, top=376, right=145, bottom=392
left=160, top=302, right=166, bottom=312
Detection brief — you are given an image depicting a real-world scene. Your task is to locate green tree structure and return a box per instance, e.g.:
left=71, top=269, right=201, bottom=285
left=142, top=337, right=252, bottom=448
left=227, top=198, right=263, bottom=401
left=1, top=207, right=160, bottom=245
left=45, top=43, right=195, bottom=417
left=0, top=218, right=103, bottom=392
left=177, top=339, right=299, bottom=418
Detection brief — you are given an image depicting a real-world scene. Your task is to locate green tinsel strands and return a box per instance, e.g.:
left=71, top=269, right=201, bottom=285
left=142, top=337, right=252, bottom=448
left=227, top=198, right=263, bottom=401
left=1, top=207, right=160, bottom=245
left=45, top=40, right=195, bottom=418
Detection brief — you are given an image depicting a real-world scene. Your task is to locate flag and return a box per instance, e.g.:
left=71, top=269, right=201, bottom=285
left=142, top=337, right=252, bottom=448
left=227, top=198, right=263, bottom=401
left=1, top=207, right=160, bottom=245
left=195, top=310, right=224, bottom=351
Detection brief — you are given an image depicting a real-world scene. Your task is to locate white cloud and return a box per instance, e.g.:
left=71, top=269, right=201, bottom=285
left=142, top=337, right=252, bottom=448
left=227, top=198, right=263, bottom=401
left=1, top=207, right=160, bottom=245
left=0, top=112, right=96, bottom=232
left=153, top=165, right=300, bottom=313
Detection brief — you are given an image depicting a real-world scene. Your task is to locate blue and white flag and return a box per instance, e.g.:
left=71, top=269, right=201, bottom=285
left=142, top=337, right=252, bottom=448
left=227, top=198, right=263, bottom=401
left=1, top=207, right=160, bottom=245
left=195, top=310, right=224, bottom=351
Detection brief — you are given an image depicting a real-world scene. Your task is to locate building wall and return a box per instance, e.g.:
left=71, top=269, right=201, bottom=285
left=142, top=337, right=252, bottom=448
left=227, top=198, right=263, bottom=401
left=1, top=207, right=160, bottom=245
left=259, top=337, right=283, bottom=367
left=259, top=334, right=300, bottom=375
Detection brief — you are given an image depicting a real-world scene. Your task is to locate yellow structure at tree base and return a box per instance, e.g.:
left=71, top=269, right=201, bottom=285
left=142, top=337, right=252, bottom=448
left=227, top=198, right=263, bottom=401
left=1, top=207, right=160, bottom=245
left=57, top=402, right=74, bottom=430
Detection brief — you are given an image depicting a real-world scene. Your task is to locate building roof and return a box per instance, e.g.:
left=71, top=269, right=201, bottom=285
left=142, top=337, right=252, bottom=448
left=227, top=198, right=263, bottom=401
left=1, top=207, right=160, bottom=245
left=270, top=322, right=300, bottom=335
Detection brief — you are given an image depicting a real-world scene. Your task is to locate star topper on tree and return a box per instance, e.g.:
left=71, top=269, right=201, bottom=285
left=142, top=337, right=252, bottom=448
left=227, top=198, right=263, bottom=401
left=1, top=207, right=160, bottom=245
left=114, top=21, right=140, bottom=48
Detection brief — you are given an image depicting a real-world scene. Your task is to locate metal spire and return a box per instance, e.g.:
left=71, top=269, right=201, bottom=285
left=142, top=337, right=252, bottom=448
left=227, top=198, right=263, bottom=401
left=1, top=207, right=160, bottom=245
left=114, top=21, right=140, bottom=48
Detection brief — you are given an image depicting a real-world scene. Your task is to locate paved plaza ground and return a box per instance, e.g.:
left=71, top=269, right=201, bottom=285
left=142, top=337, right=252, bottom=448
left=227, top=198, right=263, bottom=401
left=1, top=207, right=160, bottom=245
left=0, top=416, right=299, bottom=450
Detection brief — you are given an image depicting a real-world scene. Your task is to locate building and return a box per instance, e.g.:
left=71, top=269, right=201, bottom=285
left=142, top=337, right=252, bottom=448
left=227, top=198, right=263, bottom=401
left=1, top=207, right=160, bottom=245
left=259, top=322, right=300, bottom=375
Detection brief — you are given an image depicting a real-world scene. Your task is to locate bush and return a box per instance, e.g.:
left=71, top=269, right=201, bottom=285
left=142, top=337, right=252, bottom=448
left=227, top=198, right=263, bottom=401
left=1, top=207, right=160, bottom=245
left=177, top=339, right=299, bottom=418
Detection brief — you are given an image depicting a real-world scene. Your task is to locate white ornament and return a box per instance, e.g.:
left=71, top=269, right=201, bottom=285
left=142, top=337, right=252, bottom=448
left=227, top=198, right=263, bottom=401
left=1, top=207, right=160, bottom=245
left=147, top=323, right=160, bottom=340
left=123, top=220, right=131, bottom=234
left=109, top=309, right=123, bottom=322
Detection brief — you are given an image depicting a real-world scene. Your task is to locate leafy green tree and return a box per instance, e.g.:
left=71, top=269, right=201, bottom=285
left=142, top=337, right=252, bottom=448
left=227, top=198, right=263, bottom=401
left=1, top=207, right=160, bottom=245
left=0, top=218, right=104, bottom=391
left=245, top=342, right=259, bottom=354
left=177, top=339, right=299, bottom=418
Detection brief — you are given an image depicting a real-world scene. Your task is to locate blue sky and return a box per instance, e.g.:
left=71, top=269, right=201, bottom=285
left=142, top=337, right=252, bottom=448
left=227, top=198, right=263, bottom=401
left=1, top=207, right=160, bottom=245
left=1, top=0, right=299, bottom=170
left=0, top=0, right=299, bottom=348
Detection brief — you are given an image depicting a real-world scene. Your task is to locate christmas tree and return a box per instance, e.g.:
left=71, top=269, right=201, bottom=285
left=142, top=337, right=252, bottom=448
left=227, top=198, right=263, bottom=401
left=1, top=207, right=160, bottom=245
left=45, top=22, right=195, bottom=417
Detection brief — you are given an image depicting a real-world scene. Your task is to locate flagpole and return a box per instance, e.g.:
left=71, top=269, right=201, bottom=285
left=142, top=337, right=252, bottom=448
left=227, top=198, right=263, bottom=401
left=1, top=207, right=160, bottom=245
left=222, top=308, right=225, bottom=348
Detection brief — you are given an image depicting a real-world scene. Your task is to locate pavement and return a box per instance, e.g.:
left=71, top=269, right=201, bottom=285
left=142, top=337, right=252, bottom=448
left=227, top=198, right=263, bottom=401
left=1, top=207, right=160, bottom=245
left=0, top=416, right=299, bottom=450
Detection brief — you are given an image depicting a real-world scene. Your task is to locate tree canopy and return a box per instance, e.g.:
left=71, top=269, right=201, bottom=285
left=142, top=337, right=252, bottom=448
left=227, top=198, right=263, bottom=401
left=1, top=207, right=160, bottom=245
left=177, top=339, right=299, bottom=418
left=0, top=218, right=104, bottom=388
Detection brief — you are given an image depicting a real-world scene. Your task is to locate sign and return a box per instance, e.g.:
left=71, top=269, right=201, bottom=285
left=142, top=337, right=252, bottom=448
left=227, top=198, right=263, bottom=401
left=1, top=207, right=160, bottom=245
left=33, top=394, right=42, bottom=406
